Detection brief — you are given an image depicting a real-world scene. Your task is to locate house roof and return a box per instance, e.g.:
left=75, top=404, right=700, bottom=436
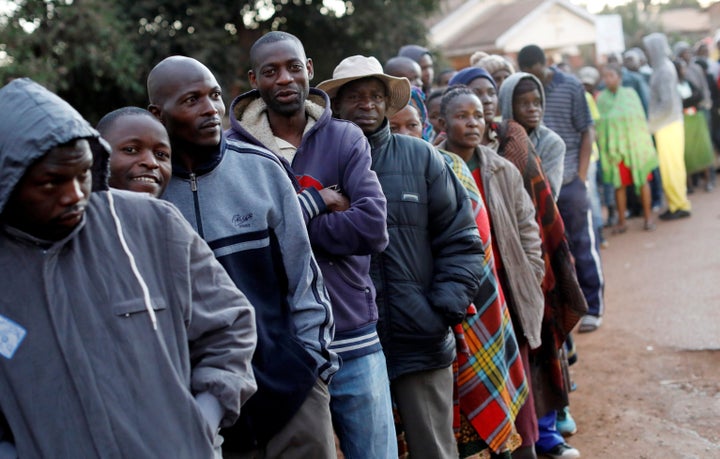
left=658, top=7, right=710, bottom=34
left=430, top=0, right=596, bottom=56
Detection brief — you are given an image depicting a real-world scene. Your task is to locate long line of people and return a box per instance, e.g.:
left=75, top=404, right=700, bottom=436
left=0, top=29, right=709, bottom=459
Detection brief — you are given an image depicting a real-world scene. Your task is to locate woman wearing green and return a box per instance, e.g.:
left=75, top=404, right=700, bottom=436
left=597, top=64, right=659, bottom=233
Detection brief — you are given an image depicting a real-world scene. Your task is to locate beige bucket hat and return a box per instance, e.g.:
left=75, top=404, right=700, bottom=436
left=316, top=55, right=411, bottom=117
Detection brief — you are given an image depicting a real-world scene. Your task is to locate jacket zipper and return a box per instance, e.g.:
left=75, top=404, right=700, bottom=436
left=189, top=173, right=204, bottom=238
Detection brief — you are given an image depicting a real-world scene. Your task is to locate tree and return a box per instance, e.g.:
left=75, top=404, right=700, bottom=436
left=1, top=0, right=441, bottom=121
left=0, top=0, right=145, bottom=123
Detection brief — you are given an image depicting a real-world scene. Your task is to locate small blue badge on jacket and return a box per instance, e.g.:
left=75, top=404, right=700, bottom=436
left=402, top=193, right=419, bottom=202
left=0, top=315, right=26, bottom=359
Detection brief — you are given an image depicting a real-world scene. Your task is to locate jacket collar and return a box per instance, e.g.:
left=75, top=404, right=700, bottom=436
left=366, top=118, right=391, bottom=150
left=171, top=136, right=226, bottom=179
left=229, top=88, right=328, bottom=156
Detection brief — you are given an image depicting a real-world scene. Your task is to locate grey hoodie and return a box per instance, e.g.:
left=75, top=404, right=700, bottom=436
left=499, top=72, right=566, bottom=199
left=643, top=33, right=683, bottom=133
left=0, top=79, right=257, bottom=458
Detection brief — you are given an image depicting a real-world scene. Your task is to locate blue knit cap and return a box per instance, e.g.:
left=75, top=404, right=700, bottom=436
left=448, top=67, right=497, bottom=90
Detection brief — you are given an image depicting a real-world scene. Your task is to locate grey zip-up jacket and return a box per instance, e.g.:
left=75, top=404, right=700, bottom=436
left=0, top=78, right=257, bottom=458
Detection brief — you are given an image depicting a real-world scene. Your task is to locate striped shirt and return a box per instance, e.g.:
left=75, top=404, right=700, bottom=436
left=542, top=67, right=593, bottom=184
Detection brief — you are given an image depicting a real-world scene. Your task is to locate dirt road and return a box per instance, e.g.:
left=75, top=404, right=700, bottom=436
left=565, top=189, right=720, bottom=458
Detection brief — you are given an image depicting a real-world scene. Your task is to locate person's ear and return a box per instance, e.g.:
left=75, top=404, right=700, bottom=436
left=148, top=105, right=163, bottom=123
left=248, top=70, right=258, bottom=89
left=307, top=58, right=314, bottom=81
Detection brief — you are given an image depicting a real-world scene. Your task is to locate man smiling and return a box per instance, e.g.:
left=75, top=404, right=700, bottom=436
left=227, top=32, right=393, bottom=459
left=97, top=107, right=172, bottom=198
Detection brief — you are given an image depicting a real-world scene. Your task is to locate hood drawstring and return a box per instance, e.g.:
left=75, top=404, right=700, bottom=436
left=107, top=191, right=158, bottom=331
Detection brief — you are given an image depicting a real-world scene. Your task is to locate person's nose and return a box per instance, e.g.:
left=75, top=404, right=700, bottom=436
left=276, top=67, right=293, bottom=85
left=358, top=95, right=375, bottom=110
left=139, top=150, right=159, bottom=169
left=199, top=96, right=219, bottom=116
left=60, top=178, right=85, bottom=206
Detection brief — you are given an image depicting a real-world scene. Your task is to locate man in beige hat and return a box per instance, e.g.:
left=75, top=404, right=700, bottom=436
left=318, top=56, right=486, bottom=459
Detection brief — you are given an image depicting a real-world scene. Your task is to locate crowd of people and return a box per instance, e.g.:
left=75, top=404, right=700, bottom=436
left=0, top=28, right=713, bottom=459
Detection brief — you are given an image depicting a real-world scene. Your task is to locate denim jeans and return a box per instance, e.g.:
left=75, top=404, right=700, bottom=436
left=329, top=350, right=397, bottom=459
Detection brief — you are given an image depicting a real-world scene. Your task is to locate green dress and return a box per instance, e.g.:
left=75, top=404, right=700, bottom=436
left=596, top=86, right=659, bottom=191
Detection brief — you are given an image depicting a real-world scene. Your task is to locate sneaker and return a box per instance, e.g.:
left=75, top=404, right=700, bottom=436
left=541, top=443, right=581, bottom=458
left=556, top=407, right=577, bottom=436
left=578, top=315, right=602, bottom=333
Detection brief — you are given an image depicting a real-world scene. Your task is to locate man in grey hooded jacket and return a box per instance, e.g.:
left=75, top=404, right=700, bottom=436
left=644, top=32, right=692, bottom=220
left=0, top=78, right=257, bottom=458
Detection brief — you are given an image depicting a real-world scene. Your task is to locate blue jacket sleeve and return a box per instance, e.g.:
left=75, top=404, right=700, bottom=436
left=306, top=134, right=389, bottom=256
left=425, top=148, right=485, bottom=324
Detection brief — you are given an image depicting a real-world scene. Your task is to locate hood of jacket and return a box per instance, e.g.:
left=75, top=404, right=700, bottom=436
left=498, top=72, right=545, bottom=124
left=643, top=33, right=671, bottom=69
left=0, top=78, right=109, bottom=214
left=229, top=87, right=329, bottom=155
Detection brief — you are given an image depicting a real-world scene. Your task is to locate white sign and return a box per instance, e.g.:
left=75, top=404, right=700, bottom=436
left=596, top=14, right=625, bottom=60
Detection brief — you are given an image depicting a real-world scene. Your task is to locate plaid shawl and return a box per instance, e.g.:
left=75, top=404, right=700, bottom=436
left=494, top=120, right=588, bottom=415
left=441, top=150, right=529, bottom=453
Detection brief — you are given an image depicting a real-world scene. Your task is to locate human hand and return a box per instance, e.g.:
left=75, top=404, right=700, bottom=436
left=318, top=187, right=350, bottom=212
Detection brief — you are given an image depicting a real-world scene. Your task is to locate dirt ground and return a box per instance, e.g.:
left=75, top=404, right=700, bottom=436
left=562, top=189, right=720, bottom=458
left=337, top=189, right=720, bottom=459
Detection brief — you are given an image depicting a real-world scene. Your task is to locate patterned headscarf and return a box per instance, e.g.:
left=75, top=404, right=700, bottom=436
left=409, top=86, right=434, bottom=141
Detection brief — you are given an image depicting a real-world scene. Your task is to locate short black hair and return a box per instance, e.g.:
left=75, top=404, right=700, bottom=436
left=517, top=45, right=546, bottom=69
left=96, top=106, right=156, bottom=136
left=439, top=85, right=477, bottom=119
left=250, top=31, right=304, bottom=70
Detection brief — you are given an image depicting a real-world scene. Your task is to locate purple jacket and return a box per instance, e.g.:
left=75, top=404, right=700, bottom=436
left=227, top=88, right=389, bottom=360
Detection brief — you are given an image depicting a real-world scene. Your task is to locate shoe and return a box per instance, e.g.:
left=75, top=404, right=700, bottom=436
left=706, top=182, right=714, bottom=192
left=556, top=407, right=577, bottom=436
left=643, top=221, right=656, bottom=232
left=659, top=209, right=691, bottom=221
left=540, top=443, right=580, bottom=459
left=578, top=315, right=601, bottom=333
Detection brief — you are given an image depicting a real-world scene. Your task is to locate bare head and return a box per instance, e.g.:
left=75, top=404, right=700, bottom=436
left=147, top=56, right=225, bottom=151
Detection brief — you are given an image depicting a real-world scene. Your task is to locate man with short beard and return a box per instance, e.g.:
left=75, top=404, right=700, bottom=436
left=227, top=31, right=394, bottom=459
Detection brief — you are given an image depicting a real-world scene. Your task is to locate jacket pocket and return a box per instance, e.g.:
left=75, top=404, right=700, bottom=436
left=112, top=297, right=167, bottom=317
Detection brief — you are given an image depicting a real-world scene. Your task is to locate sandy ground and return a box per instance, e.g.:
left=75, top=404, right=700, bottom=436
left=562, top=188, right=720, bottom=458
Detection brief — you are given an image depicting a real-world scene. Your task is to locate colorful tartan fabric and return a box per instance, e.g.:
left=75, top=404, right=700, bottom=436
left=441, top=151, right=529, bottom=454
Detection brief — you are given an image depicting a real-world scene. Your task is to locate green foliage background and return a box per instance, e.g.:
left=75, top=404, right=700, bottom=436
left=0, top=0, right=440, bottom=122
